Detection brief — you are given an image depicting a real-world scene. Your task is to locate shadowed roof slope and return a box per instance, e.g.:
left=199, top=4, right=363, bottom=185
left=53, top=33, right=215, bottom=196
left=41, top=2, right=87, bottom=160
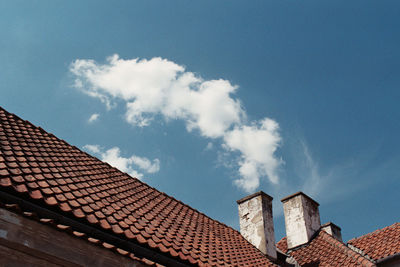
left=276, top=231, right=375, bottom=267
left=0, top=106, right=277, bottom=266
left=348, top=222, right=400, bottom=262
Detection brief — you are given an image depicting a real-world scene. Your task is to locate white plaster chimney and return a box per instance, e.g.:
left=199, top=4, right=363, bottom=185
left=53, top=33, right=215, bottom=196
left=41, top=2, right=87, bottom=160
left=321, top=222, right=342, bottom=241
left=237, top=191, right=277, bottom=259
left=281, top=192, right=321, bottom=249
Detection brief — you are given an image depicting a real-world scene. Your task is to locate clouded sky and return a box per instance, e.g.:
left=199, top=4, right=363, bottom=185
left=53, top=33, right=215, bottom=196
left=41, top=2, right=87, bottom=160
left=1, top=0, right=399, bottom=241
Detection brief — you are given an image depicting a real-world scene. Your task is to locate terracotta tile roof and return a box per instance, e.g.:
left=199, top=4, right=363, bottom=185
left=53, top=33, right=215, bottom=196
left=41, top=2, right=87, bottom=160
left=276, top=236, right=288, bottom=254
left=348, top=222, right=400, bottom=261
left=276, top=231, right=375, bottom=267
left=0, top=106, right=277, bottom=267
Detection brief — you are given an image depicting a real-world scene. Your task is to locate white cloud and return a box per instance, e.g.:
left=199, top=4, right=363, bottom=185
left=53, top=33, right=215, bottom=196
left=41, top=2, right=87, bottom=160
left=83, top=144, right=160, bottom=179
left=83, top=144, right=101, bottom=154
left=72, top=55, right=282, bottom=192
left=70, top=55, right=243, bottom=137
left=130, top=156, right=160, bottom=173
left=223, top=119, right=282, bottom=192
left=205, top=142, right=213, bottom=151
left=88, top=113, right=100, bottom=123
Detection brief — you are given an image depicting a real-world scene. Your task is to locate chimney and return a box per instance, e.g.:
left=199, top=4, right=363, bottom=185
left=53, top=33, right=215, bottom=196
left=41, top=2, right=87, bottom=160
left=321, top=222, right=342, bottom=241
left=281, top=192, right=321, bottom=249
left=237, top=191, right=277, bottom=259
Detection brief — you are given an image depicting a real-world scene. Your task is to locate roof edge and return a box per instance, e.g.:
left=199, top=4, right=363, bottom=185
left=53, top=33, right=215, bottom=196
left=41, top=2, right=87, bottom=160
left=376, top=252, right=400, bottom=264
left=0, top=189, right=191, bottom=267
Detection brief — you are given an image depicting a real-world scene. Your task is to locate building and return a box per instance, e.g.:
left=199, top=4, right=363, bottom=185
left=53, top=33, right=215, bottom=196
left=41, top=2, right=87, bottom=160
left=0, top=106, right=398, bottom=266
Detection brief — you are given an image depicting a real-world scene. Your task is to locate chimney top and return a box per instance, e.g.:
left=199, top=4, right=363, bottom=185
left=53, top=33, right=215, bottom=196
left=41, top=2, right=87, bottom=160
left=281, top=191, right=321, bottom=249
left=321, top=222, right=341, bottom=231
left=281, top=191, right=319, bottom=206
left=237, top=191, right=273, bottom=204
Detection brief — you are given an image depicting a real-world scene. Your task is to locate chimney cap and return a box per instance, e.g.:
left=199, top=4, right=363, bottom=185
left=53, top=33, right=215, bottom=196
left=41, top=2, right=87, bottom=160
left=321, top=222, right=341, bottom=231
left=236, top=191, right=273, bottom=204
left=280, top=191, right=319, bottom=206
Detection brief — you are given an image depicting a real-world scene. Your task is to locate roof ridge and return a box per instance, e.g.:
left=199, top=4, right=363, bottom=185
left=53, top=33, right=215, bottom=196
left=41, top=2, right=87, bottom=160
left=279, top=231, right=376, bottom=266
left=0, top=106, right=72, bottom=148
left=319, top=231, right=375, bottom=266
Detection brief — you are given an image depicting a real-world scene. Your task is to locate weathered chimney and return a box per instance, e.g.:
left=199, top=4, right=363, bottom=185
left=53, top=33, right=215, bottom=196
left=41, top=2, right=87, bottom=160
left=237, top=191, right=277, bottom=259
left=321, top=222, right=342, bottom=241
left=281, top=192, right=321, bottom=249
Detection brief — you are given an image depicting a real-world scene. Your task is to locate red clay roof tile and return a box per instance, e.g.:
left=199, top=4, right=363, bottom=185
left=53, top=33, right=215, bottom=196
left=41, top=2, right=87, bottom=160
left=276, top=231, right=375, bottom=267
left=348, top=222, right=400, bottom=261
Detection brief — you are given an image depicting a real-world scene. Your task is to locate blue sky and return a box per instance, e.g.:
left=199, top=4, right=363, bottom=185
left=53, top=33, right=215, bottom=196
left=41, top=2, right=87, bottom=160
left=1, top=1, right=399, bottom=241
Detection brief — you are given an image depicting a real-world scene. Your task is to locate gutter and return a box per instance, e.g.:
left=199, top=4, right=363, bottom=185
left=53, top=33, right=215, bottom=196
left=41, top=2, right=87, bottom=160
left=375, top=252, right=400, bottom=265
left=0, top=190, right=192, bottom=267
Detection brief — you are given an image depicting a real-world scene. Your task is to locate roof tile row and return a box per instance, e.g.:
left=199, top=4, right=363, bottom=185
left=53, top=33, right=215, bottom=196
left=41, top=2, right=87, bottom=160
left=348, top=222, right=400, bottom=261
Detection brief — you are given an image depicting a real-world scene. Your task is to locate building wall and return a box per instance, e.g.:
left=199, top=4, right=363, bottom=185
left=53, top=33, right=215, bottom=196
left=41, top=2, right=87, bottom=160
left=0, top=207, right=147, bottom=267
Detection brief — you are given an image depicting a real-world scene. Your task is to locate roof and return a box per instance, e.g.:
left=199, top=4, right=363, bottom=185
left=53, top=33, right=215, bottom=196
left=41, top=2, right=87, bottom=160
left=276, top=236, right=288, bottom=254
left=276, top=231, right=375, bottom=267
left=348, top=222, right=400, bottom=262
left=0, top=106, right=277, bottom=267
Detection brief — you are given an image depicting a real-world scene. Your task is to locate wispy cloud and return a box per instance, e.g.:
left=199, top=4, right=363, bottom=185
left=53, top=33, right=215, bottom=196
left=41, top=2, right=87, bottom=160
left=71, top=55, right=282, bottom=192
left=286, top=139, right=388, bottom=204
left=88, top=113, right=100, bottom=123
left=83, top=144, right=160, bottom=179
left=299, top=141, right=323, bottom=197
